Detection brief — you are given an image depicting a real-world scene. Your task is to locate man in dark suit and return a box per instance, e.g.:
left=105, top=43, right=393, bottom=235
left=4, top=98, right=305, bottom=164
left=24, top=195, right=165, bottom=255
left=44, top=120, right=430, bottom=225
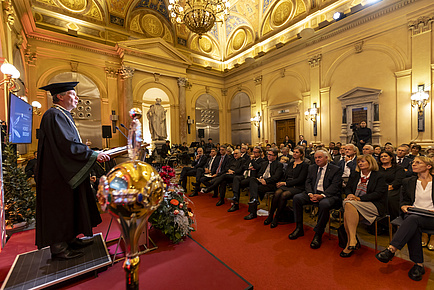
left=190, top=148, right=219, bottom=197
left=338, top=144, right=357, bottom=186
left=297, top=135, right=308, bottom=146
left=161, top=140, right=171, bottom=159
left=244, top=148, right=283, bottom=220
left=240, top=144, right=250, bottom=161
left=178, top=147, right=207, bottom=192
left=396, top=145, right=413, bottom=176
left=228, top=146, right=265, bottom=212
left=199, top=145, right=230, bottom=197
left=202, top=149, right=246, bottom=206
left=289, top=150, right=342, bottom=249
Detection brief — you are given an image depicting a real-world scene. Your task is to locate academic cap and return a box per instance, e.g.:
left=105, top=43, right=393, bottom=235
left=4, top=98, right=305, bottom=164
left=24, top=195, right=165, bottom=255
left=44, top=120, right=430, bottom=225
left=39, top=82, right=79, bottom=96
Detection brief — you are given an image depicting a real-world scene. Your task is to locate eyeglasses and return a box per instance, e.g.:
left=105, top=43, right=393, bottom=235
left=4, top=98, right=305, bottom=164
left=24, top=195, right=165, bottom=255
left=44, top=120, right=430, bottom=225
left=412, top=161, right=425, bottom=165
left=267, top=153, right=275, bottom=156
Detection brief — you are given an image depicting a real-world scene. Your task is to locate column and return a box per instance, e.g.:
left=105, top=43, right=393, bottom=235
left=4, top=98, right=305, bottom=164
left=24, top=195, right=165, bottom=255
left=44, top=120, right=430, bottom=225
left=395, top=69, right=412, bottom=144
left=177, top=78, right=187, bottom=144
left=409, top=16, right=433, bottom=143
left=105, top=66, right=120, bottom=146
left=118, top=65, right=134, bottom=129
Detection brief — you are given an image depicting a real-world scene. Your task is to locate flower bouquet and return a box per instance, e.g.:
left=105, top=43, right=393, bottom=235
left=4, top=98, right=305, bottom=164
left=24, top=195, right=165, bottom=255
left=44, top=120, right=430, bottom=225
left=149, top=165, right=196, bottom=243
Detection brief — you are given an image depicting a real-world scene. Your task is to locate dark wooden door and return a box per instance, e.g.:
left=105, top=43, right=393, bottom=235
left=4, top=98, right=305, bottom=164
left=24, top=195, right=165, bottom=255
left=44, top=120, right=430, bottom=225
left=276, top=119, right=296, bottom=145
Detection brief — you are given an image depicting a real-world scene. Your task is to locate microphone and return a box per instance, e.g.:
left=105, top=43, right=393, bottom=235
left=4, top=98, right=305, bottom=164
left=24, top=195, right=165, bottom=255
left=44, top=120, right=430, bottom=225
left=115, top=126, right=128, bottom=140
left=120, top=123, right=128, bottom=131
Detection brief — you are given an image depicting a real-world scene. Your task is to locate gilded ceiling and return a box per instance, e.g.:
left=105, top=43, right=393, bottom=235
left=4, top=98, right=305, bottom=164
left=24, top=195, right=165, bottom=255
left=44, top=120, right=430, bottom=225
left=28, top=0, right=367, bottom=68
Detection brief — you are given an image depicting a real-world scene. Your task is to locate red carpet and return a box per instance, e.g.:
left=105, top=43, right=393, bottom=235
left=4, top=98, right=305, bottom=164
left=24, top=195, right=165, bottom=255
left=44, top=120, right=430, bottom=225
left=189, top=194, right=431, bottom=290
left=0, top=214, right=252, bottom=290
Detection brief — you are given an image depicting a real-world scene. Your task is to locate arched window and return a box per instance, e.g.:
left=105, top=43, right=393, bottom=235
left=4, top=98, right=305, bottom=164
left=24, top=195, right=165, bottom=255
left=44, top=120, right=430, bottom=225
left=231, top=92, right=251, bottom=145
left=195, top=94, right=219, bottom=142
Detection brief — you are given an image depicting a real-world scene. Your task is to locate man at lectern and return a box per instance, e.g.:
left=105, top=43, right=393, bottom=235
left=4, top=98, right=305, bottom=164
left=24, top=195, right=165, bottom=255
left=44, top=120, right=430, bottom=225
left=35, top=82, right=110, bottom=260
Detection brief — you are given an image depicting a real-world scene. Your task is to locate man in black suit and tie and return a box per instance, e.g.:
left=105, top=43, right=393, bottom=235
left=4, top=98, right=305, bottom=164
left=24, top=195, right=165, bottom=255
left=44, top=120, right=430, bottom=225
left=228, top=146, right=265, bottom=212
left=289, top=150, right=342, bottom=249
left=297, top=135, right=308, bottom=146
left=190, top=148, right=218, bottom=197
left=199, top=145, right=230, bottom=197
left=202, top=149, right=246, bottom=206
left=244, top=148, right=283, bottom=220
left=178, top=147, right=207, bottom=192
left=396, top=145, right=413, bottom=177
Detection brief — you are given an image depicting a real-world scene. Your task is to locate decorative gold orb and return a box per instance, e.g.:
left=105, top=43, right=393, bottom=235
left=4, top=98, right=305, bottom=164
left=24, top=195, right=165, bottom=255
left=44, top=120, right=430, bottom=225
left=99, top=161, right=164, bottom=219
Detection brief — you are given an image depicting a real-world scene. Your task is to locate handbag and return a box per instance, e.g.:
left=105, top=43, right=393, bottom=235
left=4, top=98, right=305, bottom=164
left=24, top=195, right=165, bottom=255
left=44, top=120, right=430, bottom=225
left=337, top=224, right=347, bottom=248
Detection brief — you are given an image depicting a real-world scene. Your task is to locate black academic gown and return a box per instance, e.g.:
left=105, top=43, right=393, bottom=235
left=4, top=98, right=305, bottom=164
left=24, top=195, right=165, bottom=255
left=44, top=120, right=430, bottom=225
left=35, top=106, right=101, bottom=249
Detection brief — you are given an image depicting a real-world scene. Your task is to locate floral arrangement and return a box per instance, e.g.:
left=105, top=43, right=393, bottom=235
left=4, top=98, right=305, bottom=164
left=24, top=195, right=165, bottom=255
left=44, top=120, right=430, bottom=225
left=149, top=165, right=196, bottom=243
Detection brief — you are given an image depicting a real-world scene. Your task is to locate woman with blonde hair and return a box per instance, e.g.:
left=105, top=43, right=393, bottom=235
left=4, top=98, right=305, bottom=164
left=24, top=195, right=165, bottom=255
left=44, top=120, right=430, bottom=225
left=376, top=156, right=434, bottom=281
left=340, top=154, right=388, bottom=257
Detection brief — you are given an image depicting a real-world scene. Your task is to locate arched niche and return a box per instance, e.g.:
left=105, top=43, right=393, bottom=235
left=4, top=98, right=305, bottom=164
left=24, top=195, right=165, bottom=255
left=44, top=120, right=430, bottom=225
left=142, top=88, right=171, bottom=143
left=231, top=92, right=251, bottom=145
left=48, top=72, right=102, bottom=149
left=195, top=94, right=219, bottom=142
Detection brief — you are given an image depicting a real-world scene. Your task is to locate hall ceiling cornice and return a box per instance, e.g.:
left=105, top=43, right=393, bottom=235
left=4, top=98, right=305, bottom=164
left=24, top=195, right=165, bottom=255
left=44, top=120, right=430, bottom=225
left=14, top=0, right=408, bottom=72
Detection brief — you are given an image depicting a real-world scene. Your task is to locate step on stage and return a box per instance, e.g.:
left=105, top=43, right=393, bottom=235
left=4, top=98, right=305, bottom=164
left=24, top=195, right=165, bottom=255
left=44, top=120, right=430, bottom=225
left=1, top=233, right=111, bottom=290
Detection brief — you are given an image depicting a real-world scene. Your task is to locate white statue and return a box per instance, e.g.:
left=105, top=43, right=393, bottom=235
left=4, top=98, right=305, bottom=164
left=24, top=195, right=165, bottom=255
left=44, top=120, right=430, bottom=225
left=147, top=98, right=167, bottom=141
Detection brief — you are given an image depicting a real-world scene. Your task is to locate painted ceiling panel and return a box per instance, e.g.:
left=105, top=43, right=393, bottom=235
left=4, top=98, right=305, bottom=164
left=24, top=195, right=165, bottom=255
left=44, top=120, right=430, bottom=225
left=108, top=0, right=131, bottom=17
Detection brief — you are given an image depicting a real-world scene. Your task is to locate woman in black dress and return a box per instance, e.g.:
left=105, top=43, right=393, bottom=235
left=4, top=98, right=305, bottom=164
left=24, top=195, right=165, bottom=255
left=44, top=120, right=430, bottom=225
left=378, top=151, right=406, bottom=222
left=264, top=146, right=309, bottom=228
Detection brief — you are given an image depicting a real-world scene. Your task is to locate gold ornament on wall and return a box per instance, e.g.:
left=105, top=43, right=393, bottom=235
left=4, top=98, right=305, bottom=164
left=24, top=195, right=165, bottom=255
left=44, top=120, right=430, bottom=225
left=232, top=29, right=246, bottom=51
left=272, top=1, right=293, bottom=27
left=142, top=14, right=163, bottom=37
left=58, top=0, right=87, bottom=12
left=199, top=36, right=213, bottom=53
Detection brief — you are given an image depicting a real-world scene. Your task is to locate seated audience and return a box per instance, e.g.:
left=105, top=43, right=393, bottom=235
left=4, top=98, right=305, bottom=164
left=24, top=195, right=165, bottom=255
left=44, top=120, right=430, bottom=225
left=265, top=146, right=309, bottom=228
left=331, top=146, right=341, bottom=164
left=289, top=150, right=342, bottom=249
left=244, top=148, right=283, bottom=220
left=378, top=151, right=406, bottom=223
left=340, top=155, right=387, bottom=257
left=228, top=146, right=265, bottom=212
left=201, top=149, right=246, bottom=206
left=178, top=147, right=207, bottom=191
left=376, top=156, right=434, bottom=281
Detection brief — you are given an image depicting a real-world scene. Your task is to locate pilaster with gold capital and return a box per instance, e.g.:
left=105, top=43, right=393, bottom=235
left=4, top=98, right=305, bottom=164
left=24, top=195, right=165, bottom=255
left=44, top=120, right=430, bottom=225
left=178, top=77, right=187, bottom=143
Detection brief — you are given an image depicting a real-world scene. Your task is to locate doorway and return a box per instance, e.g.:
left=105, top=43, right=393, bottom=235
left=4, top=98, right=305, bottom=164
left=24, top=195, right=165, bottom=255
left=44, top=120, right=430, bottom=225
left=276, top=119, right=295, bottom=145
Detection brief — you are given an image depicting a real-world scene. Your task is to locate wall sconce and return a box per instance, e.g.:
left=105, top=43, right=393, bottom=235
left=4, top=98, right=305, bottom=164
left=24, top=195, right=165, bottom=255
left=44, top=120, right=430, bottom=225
left=411, top=84, right=429, bottom=132
left=32, top=101, right=42, bottom=116
left=250, top=112, right=261, bottom=138
left=305, top=103, right=319, bottom=136
left=0, top=61, right=20, bottom=91
left=187, top=115, right=194, bottom=134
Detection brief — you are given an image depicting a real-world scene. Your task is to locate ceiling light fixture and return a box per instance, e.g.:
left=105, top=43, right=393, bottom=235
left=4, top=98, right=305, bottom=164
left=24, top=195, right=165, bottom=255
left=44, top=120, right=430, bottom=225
left=168, top=0, right=230, bottom=38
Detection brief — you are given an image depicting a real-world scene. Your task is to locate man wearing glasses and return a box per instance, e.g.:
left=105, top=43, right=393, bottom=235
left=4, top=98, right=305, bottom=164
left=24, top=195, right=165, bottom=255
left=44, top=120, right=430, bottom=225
left=201, top=149, right=246, bottom=206
left=244, top=148, right=283, bottom=220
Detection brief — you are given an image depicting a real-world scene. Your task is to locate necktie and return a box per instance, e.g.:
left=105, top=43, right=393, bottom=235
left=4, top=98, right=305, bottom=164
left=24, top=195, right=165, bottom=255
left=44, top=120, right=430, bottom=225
left=263, top=162, right=271, bottom=179
left=398, top=158, right=402, bottom=165
left=314, top=167, right=323, bottom=193
left=216, top=156, right=224, bottom=173
left=208, top=157, right=215, bottom=170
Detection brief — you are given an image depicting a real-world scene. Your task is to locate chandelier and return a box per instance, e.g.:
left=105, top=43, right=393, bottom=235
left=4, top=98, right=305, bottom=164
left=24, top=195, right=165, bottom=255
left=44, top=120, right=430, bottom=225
left=168, top=0, right=230, bottom=37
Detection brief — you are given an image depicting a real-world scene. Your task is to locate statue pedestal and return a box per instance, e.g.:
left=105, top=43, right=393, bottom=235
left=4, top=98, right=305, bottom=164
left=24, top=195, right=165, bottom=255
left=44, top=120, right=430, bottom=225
left=152, top=140, right=166, bottom=163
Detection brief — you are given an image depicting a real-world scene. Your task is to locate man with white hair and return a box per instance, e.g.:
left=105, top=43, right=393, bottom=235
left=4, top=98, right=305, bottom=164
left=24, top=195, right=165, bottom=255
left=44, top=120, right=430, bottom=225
left=289, top=150, right=342, bottom=249
left=362, top=144, right=374, bottom=155
left=338, top=144, right=358, bottom=186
